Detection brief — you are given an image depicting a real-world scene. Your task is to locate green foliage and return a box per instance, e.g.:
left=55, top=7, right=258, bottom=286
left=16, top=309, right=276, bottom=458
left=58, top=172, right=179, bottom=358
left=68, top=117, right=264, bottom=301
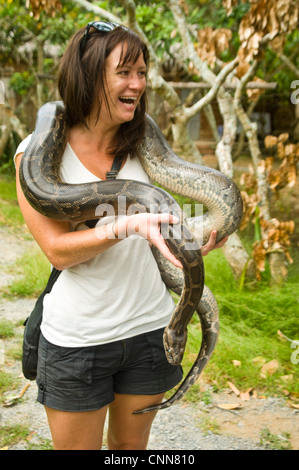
left=9, top=72, right=35, bottom=96
left=187, top=0, right=250, bottom=30
left=0, top=0, right=78, bottom=64
left=136, top=2, right=177, bottom=57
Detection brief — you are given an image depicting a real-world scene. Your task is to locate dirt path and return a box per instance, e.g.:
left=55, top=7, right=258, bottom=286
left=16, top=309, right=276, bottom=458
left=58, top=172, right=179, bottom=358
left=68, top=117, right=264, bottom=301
left=0, top=226, right=298, bottom=450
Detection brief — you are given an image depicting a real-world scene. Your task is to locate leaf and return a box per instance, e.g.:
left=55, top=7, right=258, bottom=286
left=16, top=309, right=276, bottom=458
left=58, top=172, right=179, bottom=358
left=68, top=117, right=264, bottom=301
left=227, top=381, right=240, bottom=396
left=236, top=0, right=299, bottom=76
left=288, top=402, right=299, bottom=410
left=260, top=359, right=279, bottom=378
left=2, top=383, right=30, bottom=407
left=217, top=403, right=243, bottom=410
left=232, top=360, right=241, bottom=367
left=277, top=330, right=292, bottom=342
left=280, top=374, right=293, bottom=383
left=240, top=388, right=253, bottom=401
left=265, top=135, right=278, bottom=148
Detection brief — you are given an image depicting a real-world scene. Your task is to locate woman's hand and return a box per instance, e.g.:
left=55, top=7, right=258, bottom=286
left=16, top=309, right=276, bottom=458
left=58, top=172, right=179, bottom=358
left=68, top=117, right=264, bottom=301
left=115, top=213, right=183, bottom=269
left=114, top=216, right=228, bottom=268
left=201, top=230, right=228, bottom=256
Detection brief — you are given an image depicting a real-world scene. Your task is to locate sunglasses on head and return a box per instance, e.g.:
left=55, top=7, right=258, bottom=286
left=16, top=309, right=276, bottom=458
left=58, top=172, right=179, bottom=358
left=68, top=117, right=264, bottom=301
left=79, top=21, right=119, bottom=57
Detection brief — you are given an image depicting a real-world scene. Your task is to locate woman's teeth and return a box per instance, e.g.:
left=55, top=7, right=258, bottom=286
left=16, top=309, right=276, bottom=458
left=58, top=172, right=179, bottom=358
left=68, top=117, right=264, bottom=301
left=119, top=97, right=137, bottom=104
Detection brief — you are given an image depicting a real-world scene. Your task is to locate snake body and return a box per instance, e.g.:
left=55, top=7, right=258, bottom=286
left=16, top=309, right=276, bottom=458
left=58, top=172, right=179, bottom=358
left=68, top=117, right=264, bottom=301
left=19, top=101, right=243, bottom=414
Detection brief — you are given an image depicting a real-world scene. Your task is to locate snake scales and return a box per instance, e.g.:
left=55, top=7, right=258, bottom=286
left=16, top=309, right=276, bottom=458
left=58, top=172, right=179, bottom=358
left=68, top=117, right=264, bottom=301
left=19, top=101, right=243, bottom=414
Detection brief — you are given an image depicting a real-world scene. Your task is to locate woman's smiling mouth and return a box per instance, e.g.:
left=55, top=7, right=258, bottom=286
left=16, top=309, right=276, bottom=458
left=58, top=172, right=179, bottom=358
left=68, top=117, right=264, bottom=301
left=119, top=96, right=138, bottom=105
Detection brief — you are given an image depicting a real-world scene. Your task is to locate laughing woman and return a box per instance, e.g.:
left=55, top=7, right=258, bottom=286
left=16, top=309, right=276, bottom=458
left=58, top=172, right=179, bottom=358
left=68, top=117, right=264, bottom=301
left=15, top=22, right=226, bottom=450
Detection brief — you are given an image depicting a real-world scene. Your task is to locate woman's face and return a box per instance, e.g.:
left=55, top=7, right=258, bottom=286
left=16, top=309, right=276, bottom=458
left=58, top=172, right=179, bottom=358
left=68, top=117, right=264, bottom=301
left=100, top=42, right=147, bottom=127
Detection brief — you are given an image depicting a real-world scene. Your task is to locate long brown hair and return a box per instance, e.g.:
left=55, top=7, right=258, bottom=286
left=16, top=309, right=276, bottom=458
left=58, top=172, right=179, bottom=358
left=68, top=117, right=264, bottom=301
left=58, top=25, right=149, bottom=159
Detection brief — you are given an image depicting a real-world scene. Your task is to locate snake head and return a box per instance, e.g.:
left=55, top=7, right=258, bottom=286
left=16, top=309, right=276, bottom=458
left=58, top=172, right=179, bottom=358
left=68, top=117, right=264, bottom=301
left=163, top=328, right=185, bottom=366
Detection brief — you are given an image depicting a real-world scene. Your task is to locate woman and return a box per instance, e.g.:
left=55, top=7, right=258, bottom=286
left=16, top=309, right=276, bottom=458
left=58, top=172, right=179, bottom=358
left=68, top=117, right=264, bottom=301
left=15, top=22, right=226, bottom=450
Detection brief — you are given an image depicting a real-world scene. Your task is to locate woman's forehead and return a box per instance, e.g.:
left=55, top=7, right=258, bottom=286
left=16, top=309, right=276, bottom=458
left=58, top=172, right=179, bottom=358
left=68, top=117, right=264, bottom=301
left=107, top=41, right=146, bottom=68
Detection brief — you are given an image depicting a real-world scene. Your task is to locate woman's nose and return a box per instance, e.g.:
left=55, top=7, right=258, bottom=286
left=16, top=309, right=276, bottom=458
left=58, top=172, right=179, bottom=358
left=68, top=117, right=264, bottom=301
left=128, top=74, right=145, bottom=91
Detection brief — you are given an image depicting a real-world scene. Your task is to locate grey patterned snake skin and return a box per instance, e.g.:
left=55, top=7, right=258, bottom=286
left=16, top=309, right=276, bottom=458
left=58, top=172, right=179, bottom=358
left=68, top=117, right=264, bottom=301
left=19, top=101, right=243, bottom=414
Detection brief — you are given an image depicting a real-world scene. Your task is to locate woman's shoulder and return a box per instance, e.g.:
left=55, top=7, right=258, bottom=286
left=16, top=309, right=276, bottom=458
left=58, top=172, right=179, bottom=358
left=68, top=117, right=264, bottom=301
left=13, top=135, right=32, bottom=167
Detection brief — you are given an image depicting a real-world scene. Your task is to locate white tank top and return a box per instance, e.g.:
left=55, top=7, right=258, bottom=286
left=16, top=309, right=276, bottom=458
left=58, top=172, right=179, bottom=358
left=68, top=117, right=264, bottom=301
left=15, top=138, right=175, bottom=347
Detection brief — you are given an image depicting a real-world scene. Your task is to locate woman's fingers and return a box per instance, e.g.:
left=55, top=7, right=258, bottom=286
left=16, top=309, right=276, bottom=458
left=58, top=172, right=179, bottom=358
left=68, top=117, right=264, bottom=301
left=201, top=230, right=228, bottom=256
left=119, top=215, right=228, bottom=264
left=126, top=213, right=183, bottom=269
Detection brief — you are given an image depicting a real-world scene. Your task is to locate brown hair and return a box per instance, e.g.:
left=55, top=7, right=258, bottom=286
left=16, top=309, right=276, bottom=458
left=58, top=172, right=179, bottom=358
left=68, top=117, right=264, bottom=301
left=58, top=25, right=149, bottom=159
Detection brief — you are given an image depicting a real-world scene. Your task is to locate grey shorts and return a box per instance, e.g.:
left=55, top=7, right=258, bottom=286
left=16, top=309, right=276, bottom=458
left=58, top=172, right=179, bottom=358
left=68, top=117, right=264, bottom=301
left=36, top=328, right=183, bottom=412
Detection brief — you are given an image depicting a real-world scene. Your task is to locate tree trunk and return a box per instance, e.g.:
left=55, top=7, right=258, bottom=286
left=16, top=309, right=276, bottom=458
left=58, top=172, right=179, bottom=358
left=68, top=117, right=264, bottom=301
left=168, top=0, right=251, bottom=278
left=221, top=232, right=255, bottom=278
left=171, top=115, right=203, bottom=164
left=234, top=61, right=289, bottom=283
left=36, top=39, right=44, bottom=109
left=0, top=123, right=12, bottom=156
left=215, top=94, right=237, bottom=178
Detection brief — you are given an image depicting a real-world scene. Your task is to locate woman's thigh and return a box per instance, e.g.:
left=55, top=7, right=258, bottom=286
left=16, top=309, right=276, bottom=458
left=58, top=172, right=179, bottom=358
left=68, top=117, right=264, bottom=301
left=45, top=405, right=108, bottom=450
left=107, top=392, right=165, bottom=450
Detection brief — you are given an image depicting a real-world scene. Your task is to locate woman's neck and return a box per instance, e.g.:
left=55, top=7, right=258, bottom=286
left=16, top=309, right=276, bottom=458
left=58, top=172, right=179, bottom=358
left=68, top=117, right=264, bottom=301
left=69, top=116, right=120, bottom=154
left=66, top=118, right=123, bottom=180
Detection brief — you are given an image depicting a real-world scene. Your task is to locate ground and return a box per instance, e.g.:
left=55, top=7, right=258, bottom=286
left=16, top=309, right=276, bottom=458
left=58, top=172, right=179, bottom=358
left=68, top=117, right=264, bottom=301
left=0, top=225, right=298, bottom=450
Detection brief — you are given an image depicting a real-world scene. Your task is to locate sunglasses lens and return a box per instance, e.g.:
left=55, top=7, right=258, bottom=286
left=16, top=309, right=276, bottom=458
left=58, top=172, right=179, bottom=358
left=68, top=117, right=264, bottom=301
left=92, top=21, right=118, bottom=32
left=80, top=21, right=119, bottom=57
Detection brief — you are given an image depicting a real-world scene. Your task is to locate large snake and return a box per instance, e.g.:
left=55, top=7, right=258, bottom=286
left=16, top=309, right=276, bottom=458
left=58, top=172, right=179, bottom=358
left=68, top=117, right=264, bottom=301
left=19, top=101, right=243, bottom=414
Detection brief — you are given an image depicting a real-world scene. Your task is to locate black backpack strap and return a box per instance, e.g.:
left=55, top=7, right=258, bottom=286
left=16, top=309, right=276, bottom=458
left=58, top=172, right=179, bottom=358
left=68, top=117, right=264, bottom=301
left=105, top=154, right=123, bottom=179
left=85, top=155, right=123, bottom=229
left=22, top=267, right=62, bottom=380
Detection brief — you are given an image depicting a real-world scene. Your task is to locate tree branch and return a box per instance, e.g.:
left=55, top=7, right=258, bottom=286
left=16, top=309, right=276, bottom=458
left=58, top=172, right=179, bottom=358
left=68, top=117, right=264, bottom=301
left=234, top=60, right=271, bottom=220
left=168, top=0, right=239, bottom=177
left=185, top=58, right=239, bottom=120
left=279, top=53, right=299, bottom=79
left=71, top=0, right=120, bottom=23
left=168, top=0, right=216, bottom=85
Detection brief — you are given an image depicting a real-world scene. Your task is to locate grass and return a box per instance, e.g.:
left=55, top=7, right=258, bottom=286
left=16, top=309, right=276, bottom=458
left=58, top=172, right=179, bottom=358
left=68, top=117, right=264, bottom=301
left=0, top=370, right=17, bottom=402
left=177, top=247, right=299, bottom=400
left=0, top=320, right=15, bottom=339
left=0, top=174, right=51, bottom=298
left=259, top=428, right=292, bottom=450
left=0, top=424, right=31, bottom=448
left=0, top=177, right=24, bottom=229
left=4, top=249, right=51, bottom=299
